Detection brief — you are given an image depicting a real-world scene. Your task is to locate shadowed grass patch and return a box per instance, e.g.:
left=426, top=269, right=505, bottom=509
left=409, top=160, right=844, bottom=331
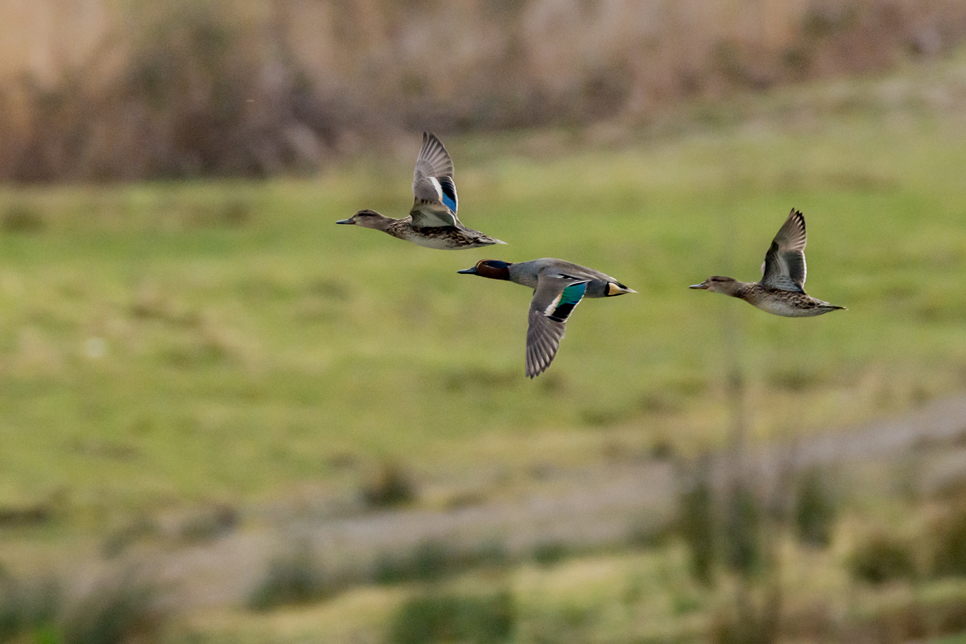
left=388, top=587, right=515, bottom=644
left=361, top=460, right=418, bottom=509
left=374, top=540, right=510, bottom=586
left=249, top=540, right=342, bottom=610
left=0, top=568, right=167, bottom=644
left=848, top=529, right=918, bottom=585
left=794, top=466, right=838, bottom=548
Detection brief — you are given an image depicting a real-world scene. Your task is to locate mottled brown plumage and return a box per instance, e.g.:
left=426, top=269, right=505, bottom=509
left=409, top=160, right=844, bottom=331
left=337, top=132, right=505, bottom=249
left=690, top=209, right=846, bottom=317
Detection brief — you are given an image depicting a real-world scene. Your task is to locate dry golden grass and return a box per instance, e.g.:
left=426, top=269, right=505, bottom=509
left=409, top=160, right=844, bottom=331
left=2, top=0, right=966, bottom=179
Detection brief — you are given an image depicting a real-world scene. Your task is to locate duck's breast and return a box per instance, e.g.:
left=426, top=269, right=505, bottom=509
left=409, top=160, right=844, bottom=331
left=753, top=295, right=828, bottom=317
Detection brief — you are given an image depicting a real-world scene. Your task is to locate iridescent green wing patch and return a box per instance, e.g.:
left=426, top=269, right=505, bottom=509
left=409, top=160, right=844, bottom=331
left=547, top=281, right=587, bottom=322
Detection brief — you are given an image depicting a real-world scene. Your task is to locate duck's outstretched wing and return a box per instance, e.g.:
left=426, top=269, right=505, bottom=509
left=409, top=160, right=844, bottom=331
left=410, top=132, right=459, bottom=228
left=525, top=274, right=588, bottom=378
left=761, top=208, right=808, bottom=293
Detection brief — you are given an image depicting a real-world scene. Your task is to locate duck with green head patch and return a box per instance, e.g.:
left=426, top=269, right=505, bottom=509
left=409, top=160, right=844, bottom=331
left=690, top=208, right=846, bottom=317
left=337, top=132, right=505, bottom=249
left=458, top=258, right=636, bottom=378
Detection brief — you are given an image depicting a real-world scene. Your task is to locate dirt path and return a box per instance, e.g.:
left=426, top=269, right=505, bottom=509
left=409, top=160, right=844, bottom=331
left=149, top=394, right=966, bottom=609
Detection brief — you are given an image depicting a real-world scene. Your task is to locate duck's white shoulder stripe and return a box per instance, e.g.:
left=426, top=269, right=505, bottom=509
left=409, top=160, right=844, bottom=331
left=428, top=176, right=444, bottom=201
left=544, top=293, right=563, bottom=317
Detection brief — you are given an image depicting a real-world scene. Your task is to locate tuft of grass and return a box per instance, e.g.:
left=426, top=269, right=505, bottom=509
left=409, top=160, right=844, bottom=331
left=374, top=540, right=509, bottom=586
left=676, top=457, right=716, bottom=585
left=532, top=542, right=570, bottom=568
left=0, top=501, right=54, bottom=528
left=793, top=466, right=838, bottom=548
left=100, top=515, right=159, bottom=558
left=0, top=575, right=61, bottom=642
left=709, top=591, right=781, bottom=644
left=847, top=594, right=966, bottom=644
left=60, top=569, right=166, bottom=644
left=248, top=540, right=338, bottom=610
left=362, top=460, right=418, bottom=509
left=0, top=568, right=166, bottom=644
left=176, top=503, right=239, bottom=544
left=847, top=530, right=918, bottom=585
left=722, top=482, right=765, bottom=577
left=387, top=587, right=515, bottom=644
left=0, top=204, right=45, bottom=233
left=930, top=505, right=966, bottom=578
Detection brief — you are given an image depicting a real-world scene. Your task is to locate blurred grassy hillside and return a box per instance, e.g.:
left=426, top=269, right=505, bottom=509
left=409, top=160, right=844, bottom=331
left=0, top=49, right=965, bottom=528
left=2, top=0, right=966, bottom=180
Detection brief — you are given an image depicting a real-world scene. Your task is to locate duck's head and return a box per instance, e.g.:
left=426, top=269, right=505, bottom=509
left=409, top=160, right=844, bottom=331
left=457, top=259, right=512, bottom=281
left=336, top=209, right=387, bottom=229
left=605, top=282, right=637, bottom=296
left=689, top=276, right=740, bottom=295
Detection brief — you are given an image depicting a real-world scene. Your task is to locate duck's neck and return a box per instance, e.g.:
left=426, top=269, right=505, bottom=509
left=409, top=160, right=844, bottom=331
left=734, top=281, right=763, bottom=302
left=382, top=216, right=412, bottom=238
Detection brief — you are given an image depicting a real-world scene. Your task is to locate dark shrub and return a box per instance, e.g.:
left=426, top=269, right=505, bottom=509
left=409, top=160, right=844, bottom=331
left=532, top=541, right=569, bottom=567
left=178, top=503, right=239, bottom=543
left=362, top=460, right=417, bottom=509
left=723, top=483, right=764, bottom=576
left=794, top=467, right=837, bottom=547
left=848, top=531, right=917, bottom=585
left=61, top=569, right=166, bottom=644
left=1, top=205, right=45, bottom=233
left=677, top=456, right=716, bottom=584
left=709, top=579, right=782, bottom=644
left=374, top=540, right=510, bottom=586
left=388, top=588, right=515, bottom=644
left=930, top=505, right=966, bottom=578
left=249, top=541, right=336, bottom=609
left=0, top=575, right=60, bottom=641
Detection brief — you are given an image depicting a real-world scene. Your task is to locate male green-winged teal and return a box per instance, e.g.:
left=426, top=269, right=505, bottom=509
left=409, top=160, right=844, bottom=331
left=690, top=208, right=846, bottom=317
left=458, top=258, right=636, bottom=378
left=337, top=132, right=505, bottom=249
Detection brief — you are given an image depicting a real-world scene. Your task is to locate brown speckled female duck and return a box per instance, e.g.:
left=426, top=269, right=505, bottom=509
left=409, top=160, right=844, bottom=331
left=337, top=132, right=505, bottom=249
left=690, top=209, right=846, bottom=317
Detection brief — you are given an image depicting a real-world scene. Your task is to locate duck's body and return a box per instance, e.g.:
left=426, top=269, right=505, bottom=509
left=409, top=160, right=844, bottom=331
left=354, top=211, right=504, bottom=250
left=459, top=258, right=636, bottom=378
left=502, top=259, right=633, bottom=297
left=337, top=132, right=505, bottom=250
left=690, top=209, right=846, bottom=317
left=700, top=279, right=844, bottom=317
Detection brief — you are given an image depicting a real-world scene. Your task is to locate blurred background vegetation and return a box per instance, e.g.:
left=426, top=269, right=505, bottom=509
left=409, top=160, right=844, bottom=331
left=2, top=0, right=966, bottom=180
left=1, top=1, right=966, bottom=643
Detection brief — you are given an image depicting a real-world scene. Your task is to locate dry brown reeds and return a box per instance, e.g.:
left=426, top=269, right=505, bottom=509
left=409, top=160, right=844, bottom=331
left=1, top=0, right=965, bottom=181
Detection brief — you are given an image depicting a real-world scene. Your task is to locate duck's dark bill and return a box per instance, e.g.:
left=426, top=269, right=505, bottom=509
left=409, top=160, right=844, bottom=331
left=689, top=283, right=708, bottom=289
left=457, top=267, right=478, bottom=274
left=335, top=218, right=355, bottom=225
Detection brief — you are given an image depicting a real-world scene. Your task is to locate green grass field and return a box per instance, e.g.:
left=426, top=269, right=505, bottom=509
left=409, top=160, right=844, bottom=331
left=0, top=55, right=965, bottom=530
